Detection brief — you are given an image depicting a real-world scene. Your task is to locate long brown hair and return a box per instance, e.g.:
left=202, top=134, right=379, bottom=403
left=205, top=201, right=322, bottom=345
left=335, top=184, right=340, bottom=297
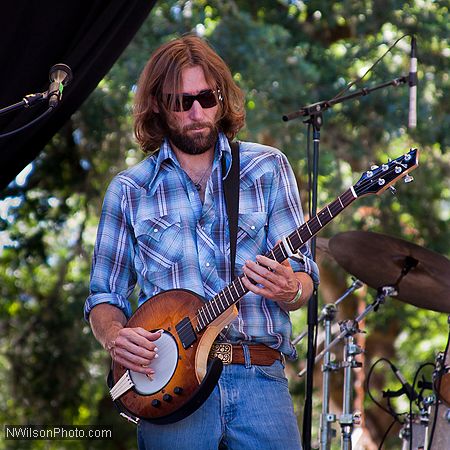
left=134, top=35, right=246, bottom=154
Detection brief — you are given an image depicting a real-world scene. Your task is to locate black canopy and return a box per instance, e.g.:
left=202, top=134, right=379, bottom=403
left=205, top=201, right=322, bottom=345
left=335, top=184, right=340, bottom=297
left=0, top=0, right=157, bottom=190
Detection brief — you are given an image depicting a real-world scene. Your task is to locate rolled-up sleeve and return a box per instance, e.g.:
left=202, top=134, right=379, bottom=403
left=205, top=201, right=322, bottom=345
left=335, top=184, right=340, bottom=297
left=84, top=178, right=136, bottom=321
left=267, top=153, right=320, bottom=287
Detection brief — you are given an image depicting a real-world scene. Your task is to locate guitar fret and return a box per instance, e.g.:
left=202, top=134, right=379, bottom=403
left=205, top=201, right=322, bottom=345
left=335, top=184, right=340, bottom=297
left=224, top=287, right=232, bottom=307
left=316, top=215, right=323, bottom=227
left=338, top=196, right=344, bottom=208
left=237, top=276, right=246, bottom=293
left=279, top=244, right=287, bottom=260
left=218, top=292, right=225, bottom=310
left=202, top=307, right=209, bottom=327
left=318, top=210, right=330, bottom=226
left=209, top=299, right=219, bottom=317
left=223, top=290, right=232, bottom=307
left=300, top=225, right=311, bottom=243
left=343, top=190, right=354, bottom=206
left=326, top=205, right=333, bottom=218
left=205, top=303, right=213, bottom=322
left=310, top=217, right=322, bottom=235
left=234, top=282, right=241, bottom=297
left=330, top=199, right=342, bottom=216
left=197, top=310, right=206, bottom=329
left=226, top=285, right=234, bottom=302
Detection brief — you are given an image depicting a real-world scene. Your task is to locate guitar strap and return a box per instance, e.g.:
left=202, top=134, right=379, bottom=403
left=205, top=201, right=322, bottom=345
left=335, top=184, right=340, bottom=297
left=222, top=140, right=240, bottom=281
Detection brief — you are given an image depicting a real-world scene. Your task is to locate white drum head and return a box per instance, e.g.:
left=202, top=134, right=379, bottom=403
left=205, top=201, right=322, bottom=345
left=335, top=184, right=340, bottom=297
left=129, top=332, right=179, bottom=395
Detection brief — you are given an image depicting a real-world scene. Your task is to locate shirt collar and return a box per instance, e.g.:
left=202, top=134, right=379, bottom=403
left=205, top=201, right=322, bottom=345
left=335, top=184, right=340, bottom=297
left=148, top=132, right=233, bottom=193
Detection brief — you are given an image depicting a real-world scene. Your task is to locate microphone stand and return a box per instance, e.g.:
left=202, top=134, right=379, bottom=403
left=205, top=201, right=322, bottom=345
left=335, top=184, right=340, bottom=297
left=282, top=75, right=409, bottom=449
left=302, top=111, right=322, bottom=449
left=0, top=92, right=48, bottom=117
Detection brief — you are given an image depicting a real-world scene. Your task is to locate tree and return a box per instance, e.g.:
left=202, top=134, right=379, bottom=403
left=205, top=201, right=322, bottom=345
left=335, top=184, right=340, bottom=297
left=1, top=1, right=448, bottom=448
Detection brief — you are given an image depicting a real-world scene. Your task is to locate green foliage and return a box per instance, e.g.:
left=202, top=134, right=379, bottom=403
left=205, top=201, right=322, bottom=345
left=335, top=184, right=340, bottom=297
left=0, top=1, right=448, bottom=448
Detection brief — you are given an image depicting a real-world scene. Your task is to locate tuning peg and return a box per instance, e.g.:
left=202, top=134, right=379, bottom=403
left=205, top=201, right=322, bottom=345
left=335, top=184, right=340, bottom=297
left=404, top=174, right=414, bottom=183
left=370, top=165, right=379, bottom=170
left=389, top=186, right=397, bottom=195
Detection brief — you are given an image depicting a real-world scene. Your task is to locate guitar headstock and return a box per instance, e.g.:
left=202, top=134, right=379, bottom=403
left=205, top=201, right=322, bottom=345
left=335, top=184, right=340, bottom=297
left=353, top=148, right=419, bottom=197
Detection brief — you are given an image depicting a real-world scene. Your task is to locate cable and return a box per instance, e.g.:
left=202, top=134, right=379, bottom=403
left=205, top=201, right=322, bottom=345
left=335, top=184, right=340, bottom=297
left=366, top=357, right=403, bottom=420
left=408, top=362, right=434, bottom=450
left=330, top=34, right=411, bottom=102
left=0, top=107, right=54, bottom=138
left=367, top=357, right=407, bottom=448
left=377, top=418, right=398, bottom=450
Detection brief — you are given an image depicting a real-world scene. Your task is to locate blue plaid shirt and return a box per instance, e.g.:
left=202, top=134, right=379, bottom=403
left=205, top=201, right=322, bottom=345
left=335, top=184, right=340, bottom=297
left=85, top=132, right=319, bottom=358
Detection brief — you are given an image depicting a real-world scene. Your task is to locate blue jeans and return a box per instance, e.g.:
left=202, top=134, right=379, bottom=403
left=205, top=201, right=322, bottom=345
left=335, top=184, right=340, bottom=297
left=137, top=353, right=302, bottom=450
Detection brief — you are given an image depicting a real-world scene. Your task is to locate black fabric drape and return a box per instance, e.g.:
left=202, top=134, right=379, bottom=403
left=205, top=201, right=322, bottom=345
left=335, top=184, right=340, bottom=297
left=0, top=0, right=157, bottom=190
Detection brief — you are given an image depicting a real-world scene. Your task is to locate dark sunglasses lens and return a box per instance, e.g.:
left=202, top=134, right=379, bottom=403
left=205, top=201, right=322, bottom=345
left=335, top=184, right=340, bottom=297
left=197, top=91, right=217, bottom=109
left=171, top=90, right=217, bottom=111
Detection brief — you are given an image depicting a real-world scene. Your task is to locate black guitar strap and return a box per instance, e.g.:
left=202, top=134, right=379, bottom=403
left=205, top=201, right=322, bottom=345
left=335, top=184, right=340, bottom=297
left=222, top=140, right=240, bottom=281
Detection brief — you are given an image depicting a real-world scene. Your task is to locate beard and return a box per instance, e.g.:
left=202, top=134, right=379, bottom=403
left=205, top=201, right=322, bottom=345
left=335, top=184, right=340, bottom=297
left=167, top=121, right=219, bottom=155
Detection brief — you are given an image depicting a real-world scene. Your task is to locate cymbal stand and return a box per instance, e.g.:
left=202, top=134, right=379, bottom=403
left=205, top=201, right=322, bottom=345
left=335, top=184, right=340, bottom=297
left=318, top=280, right=363, bottom=450
left=339, top=319, right=364, bottom=450
left=292, top=279, right=363, bottom=450
left=319, top=303, right=338, bottom=450
left=299, top=286, right=397, bottom=448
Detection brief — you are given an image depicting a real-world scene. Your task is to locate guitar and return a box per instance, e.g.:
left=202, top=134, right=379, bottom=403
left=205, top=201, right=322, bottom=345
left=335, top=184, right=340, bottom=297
left=109, top=148, right=419, bottom=424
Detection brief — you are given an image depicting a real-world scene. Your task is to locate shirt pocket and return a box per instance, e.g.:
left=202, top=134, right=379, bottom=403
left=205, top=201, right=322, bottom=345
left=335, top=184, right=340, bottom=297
left=134, top=212, right=183, bottom=272
left=235, top=212, right=268, bottom=268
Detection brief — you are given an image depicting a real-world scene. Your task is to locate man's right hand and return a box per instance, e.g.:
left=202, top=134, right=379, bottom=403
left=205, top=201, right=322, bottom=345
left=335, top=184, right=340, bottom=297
left=106, top=327, right=162, bottom=375
left=89, top=303, right=161, bottom=376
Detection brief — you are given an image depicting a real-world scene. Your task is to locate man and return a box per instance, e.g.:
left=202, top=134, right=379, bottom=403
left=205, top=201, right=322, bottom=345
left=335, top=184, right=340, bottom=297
left=85, top=35, right=319, bottom=449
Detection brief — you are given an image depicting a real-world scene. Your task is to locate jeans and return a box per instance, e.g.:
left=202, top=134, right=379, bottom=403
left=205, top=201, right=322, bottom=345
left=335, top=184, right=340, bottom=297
left=137, top=351, right=302, bottom=450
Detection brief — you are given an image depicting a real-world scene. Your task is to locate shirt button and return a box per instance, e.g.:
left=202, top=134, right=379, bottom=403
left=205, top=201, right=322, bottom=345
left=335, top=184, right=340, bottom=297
left=206, top=263, right=210, bottom=267
left=153, top=228, right=158, bottom=233
left=250, top=225, right=256, bottom=230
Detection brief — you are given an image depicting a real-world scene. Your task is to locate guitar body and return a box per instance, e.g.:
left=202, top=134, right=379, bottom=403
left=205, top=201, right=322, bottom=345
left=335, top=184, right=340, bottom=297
left=111, top=289, right=238, bottom=424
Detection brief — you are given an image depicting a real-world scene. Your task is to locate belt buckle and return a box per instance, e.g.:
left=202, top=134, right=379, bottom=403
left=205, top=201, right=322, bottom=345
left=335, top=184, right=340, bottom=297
left=209, top=343, right=233, bottom=365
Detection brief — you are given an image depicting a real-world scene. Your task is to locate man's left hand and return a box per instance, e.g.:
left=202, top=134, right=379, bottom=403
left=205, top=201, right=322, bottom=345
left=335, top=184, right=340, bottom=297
left=242, top=255, right=299, bottom=304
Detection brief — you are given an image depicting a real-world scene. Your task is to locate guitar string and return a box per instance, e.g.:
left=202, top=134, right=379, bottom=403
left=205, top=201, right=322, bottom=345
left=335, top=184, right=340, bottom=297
left=136, top=156, right=414, bottom=359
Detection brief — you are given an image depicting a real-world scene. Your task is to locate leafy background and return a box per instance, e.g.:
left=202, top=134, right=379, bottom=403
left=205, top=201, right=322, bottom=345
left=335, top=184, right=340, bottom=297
left=1, top=1, right=448, bottom=448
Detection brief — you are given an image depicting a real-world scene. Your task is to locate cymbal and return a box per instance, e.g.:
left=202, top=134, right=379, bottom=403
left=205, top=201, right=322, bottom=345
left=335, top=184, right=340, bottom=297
left=328, top=231, right=450, bottom=313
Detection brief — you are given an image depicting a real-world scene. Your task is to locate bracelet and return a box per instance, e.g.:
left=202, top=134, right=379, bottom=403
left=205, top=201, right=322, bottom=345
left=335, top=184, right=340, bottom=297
left=284, top=280, right=303, bottom=305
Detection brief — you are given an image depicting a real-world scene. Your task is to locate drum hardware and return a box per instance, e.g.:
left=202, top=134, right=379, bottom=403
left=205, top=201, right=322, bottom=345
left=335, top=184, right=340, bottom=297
left=291, top=279, right=363, bottom=450
left=399, top=413, right=429, bottom=450
left=427, top=316, right=450, bottom=450
left=297, top=284, right=394, bottom=449
left=338, top=320, right=364, bottom=450
left=298, top=285, right=396, bottom=378
left=317, top=231, right=450, bottom=448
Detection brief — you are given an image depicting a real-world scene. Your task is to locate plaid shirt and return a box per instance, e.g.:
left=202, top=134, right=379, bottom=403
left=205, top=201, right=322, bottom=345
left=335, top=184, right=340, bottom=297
left=85, top=132, right=319, bottom=358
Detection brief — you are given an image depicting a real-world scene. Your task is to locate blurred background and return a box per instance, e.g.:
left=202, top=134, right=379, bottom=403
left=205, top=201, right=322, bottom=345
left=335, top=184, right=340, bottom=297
left=0, top=1, right=448, bottom=448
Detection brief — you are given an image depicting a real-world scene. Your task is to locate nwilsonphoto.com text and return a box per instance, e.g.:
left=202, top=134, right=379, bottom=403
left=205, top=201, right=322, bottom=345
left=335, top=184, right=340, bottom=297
left=3, top=425, right=113, bottom=440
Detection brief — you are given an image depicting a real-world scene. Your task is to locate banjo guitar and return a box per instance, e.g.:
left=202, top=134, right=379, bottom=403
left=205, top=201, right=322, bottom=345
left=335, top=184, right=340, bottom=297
left=108, top=148, right=419, bottom=424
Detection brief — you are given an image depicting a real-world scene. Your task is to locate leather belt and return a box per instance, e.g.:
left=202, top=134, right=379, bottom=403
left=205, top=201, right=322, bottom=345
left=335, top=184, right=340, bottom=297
left=208, top=343, right=282, bottom=366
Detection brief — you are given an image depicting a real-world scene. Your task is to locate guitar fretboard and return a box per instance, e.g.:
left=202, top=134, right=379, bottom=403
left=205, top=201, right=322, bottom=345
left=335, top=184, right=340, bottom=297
left=195, top=188, right=356, bottom=332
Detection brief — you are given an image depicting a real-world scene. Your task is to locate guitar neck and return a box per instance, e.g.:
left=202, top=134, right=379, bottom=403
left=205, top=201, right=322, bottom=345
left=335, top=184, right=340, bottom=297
left=195, top=187, right=357, bottom=332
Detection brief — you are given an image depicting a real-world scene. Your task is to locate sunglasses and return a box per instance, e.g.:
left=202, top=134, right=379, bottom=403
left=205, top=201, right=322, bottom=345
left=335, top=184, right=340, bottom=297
left=166, top=89, right=220, bottom=112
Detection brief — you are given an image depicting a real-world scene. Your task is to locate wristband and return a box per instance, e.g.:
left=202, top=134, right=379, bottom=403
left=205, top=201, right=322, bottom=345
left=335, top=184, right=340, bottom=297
left=285, top=280, right=303, bottom=305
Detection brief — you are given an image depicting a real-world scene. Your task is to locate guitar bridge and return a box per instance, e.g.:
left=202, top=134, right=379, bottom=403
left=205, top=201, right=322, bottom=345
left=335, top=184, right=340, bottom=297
left=176, top=317, right=197, bottom=349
